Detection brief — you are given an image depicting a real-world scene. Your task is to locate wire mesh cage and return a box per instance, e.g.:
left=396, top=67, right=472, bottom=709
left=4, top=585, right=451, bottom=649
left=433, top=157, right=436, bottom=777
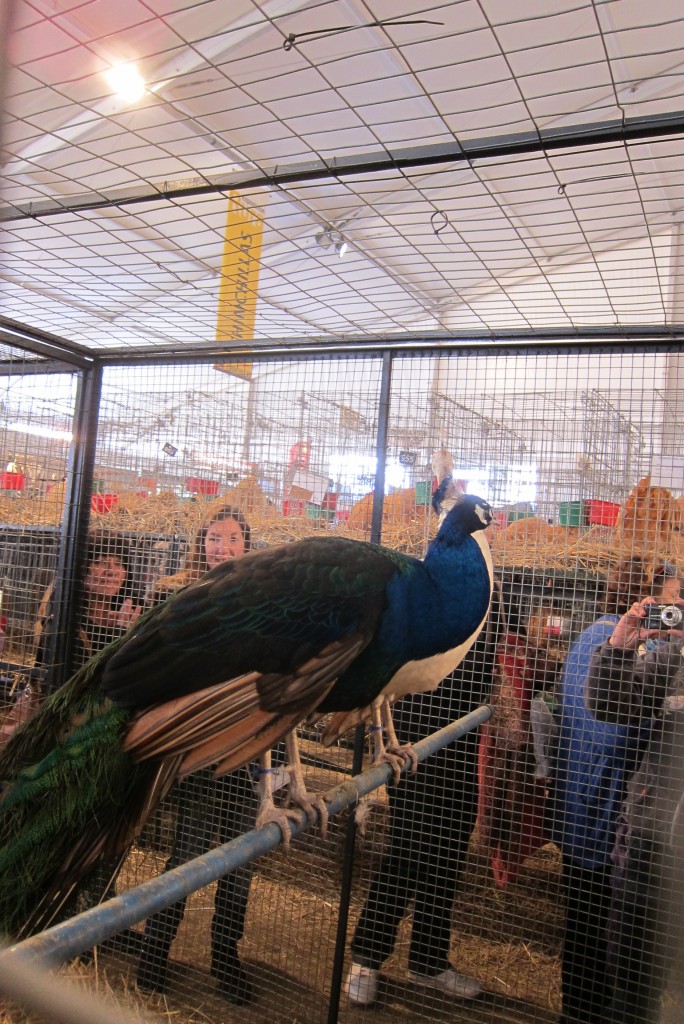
left=0, top=344, right=681, bottom=1024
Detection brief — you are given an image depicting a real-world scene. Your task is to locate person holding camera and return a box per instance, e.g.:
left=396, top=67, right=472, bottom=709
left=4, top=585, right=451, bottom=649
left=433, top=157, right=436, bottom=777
left=585, top=566, right=684, bottom=1024
left=549, top=558, right=679, bottom=1024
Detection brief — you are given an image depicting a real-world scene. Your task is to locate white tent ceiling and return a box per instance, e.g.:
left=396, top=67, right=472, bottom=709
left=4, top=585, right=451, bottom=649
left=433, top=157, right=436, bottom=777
left=2, top=0, right=684, bottom=356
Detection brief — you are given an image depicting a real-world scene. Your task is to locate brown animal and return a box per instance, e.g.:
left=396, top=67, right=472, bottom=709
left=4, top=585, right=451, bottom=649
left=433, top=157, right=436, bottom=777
left=620, top=476, right=679, bottom=546
left=347, top=488, right=427, bottom=536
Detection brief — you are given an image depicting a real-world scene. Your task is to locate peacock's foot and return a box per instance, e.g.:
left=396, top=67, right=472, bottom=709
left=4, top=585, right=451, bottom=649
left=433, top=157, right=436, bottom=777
left=373, top=743, right=419, bottom=783
left=284, top=786, right=330, bottom=839
left=255, top=788, right=330, bottom=845
left=255, top=801, right=301, bottom=847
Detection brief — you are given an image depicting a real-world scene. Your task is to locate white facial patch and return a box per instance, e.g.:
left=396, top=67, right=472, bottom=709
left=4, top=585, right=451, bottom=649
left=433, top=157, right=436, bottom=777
left=475, top=502, right=492, bottom=526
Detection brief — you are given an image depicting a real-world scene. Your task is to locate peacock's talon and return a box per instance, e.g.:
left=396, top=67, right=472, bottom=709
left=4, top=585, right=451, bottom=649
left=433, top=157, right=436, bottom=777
left=372, top=742, right=419, bottom=784
left=255, top=803, right=298, bottom=847
left=312, top=795, right=329, bottom=838
left=283, top=786, right=329, bottom=837
left=373, top=750, right=403, bottom=784
left=396, top=744, right=419, bottom=774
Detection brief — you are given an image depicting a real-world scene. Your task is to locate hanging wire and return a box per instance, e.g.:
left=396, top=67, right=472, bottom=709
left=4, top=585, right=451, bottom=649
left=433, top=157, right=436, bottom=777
left=430, top=210, right=450, bottom=237
left=557, top=173, right=636, bottom=195
left=283, top=18, right=443, bottom=51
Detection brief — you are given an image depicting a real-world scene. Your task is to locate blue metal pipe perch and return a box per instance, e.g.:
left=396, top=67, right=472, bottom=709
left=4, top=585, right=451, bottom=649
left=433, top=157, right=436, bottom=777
left=0, top=705, right=492, bottom=968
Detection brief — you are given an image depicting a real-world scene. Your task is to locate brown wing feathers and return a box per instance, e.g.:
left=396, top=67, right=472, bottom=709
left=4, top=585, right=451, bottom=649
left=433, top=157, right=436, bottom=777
left=123, top=636, right=368, bottom=778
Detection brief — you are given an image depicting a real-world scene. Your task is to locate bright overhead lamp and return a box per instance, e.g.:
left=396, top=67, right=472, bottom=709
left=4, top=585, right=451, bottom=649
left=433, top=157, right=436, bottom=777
left=104, top=63, right=146, bottom=104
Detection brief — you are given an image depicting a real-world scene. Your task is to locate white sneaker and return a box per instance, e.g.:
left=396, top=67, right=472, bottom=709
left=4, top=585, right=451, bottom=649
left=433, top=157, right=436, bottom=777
left=408, top=966, right=482, bottom=999
left=344, top=962, right=379, bottom=1006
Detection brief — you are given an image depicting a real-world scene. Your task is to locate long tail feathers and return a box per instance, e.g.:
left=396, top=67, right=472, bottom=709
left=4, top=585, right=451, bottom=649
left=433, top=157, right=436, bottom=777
left=0, top=698, right=165, bottom=939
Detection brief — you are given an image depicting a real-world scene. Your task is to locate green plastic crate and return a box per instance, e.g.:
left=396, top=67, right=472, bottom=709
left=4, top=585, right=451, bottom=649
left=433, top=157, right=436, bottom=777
left=558, top=500, right=587, bottom=527
left=506, top=508, right=535, bottom=522
left=415, top=481, right=433, bottom=506
left=306, top=503, right=335, bottom=522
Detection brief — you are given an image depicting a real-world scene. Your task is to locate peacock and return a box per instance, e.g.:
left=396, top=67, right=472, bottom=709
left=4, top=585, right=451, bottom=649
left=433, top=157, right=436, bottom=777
left=0, top=493, right=493, bottom=938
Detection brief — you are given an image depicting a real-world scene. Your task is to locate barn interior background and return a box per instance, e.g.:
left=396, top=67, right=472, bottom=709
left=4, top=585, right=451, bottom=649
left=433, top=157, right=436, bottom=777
left=2, top=1, right=684, bottom=1022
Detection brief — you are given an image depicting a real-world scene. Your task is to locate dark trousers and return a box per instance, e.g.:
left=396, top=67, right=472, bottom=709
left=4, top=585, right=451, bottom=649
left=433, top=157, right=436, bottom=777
left=351, top=740, right=479, bottom=976
left=561, top=855, right=614, bottom=1024
left=606, top=835, right=673, bottom=1024
left=138, top=766, right=256, bottom=979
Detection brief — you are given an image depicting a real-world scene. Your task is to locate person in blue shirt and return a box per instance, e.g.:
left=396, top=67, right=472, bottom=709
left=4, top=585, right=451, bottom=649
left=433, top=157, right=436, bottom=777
left=585, top=586, right=684, bottom=1024
left=550, top=558, right=679, bottom=1024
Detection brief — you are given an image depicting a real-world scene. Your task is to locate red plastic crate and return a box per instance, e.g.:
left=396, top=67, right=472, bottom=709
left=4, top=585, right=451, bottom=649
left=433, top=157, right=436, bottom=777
left=0, top=472, right=25, bottom=491
left=186, top=477, right=219, bottom=496
left=586, top=499, right=620, bottom=526
left=91, top=493, right=119, bottom=514
left=321, top=492, right=338, bottom=512
left=283, top=499, right=305, bottom=517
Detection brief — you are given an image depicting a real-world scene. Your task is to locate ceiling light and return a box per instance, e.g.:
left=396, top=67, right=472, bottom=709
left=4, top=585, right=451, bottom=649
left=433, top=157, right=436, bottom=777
left=104, top=63, right=146, bottom=104
left=315, top=226, right=348, bottom=257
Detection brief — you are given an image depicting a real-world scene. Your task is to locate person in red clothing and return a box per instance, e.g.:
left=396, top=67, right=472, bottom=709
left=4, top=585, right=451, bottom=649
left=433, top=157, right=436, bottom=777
left=477, top=617, right=562, bottom=888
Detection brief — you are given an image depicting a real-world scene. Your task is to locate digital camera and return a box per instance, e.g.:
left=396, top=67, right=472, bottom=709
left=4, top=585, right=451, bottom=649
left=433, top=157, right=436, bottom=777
left=643, top=604, right=684, bottom=630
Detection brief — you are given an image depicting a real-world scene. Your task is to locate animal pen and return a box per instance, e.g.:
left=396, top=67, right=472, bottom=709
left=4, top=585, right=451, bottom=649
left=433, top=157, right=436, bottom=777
left=0, top=343, right=680, bottom=1024
left=2, top=2, right=684, bottom=1023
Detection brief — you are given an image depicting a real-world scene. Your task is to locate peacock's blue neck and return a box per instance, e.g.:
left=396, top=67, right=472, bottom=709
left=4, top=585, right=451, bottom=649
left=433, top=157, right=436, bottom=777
left=382, top=534, right=491, bottom=662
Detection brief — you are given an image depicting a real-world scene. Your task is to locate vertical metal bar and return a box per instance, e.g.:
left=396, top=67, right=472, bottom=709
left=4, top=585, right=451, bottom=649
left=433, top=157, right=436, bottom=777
left=326, top=351, right=393, bottom=1024
left=326, top=724, right=366, bottom=1024
left=370, top=351, right=393, bottom=545
left=44, top=362, right=103, bottom=692
left=242, top=374, right=257, bottom=463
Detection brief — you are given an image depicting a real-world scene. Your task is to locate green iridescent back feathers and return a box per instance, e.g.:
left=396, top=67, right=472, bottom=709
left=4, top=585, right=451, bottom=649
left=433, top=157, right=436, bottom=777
left=0, top=629, right=146, bottom=936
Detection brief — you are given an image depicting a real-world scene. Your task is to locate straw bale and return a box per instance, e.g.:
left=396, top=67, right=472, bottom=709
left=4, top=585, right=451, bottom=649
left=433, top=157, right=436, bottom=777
left=493, top=522, right=684, bottom=580
left=91, top=491, right=201, bottom=535
left=0, top=481, right=67, bottom=527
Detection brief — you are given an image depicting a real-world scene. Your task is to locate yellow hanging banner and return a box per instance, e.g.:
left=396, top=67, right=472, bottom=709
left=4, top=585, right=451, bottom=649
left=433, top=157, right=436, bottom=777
left=214, top=190, right=265, bottom=380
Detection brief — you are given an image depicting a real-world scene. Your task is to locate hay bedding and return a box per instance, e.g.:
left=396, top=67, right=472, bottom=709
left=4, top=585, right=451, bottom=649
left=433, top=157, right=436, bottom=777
left=67, top=853, right=562, bottom=1024
left=40, top=801, right=565, bottom=1024
left=4, top=474, right=683, bottom=574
